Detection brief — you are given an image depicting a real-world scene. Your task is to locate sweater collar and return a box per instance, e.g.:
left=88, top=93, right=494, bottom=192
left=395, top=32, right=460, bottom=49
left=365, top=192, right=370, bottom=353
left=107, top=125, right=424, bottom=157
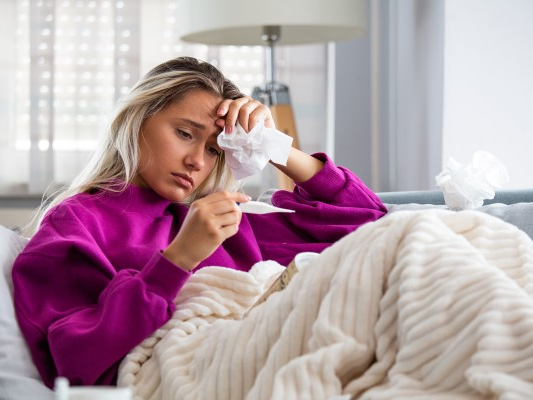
left=102, top=182, right=176, bottom=217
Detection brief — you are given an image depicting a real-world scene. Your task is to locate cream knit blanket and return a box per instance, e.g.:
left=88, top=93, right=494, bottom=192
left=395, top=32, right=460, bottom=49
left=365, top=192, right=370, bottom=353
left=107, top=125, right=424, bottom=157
left=118, top=209, right=533, bottom=399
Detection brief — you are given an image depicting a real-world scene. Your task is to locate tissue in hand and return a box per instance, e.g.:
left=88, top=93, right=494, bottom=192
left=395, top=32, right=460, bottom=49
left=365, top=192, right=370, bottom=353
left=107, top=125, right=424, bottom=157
left=435, top=151, right=509, bottom=210
left=217, top=119, right=293, bottom=180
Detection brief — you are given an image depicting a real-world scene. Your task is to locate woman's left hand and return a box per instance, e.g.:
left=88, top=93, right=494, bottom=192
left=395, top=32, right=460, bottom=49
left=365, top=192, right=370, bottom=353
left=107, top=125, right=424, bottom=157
left=215, top=96, right=275, bottom=134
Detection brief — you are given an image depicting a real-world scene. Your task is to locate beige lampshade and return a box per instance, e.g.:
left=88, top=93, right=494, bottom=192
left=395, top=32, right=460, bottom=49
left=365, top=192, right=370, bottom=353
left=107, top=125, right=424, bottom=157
left=176, top=0, right=366, bottom=46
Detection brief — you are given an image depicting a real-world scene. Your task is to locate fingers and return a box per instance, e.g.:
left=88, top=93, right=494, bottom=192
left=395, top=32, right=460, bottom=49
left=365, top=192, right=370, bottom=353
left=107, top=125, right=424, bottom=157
left=197, top=190, right=251, bottom=207
left=216, top=97, right=275, bottom=133
left=190, top=191, right=250, bottom=231
left=235, top=100, right=267, bottom=132
left=164, top=191, right=250, bottom=270
left=191, top=197, right=241, bottom=227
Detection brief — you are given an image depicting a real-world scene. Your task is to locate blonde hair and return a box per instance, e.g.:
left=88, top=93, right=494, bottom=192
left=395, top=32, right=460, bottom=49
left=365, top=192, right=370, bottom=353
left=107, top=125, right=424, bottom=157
left=36, top=57, right=244, bottom=228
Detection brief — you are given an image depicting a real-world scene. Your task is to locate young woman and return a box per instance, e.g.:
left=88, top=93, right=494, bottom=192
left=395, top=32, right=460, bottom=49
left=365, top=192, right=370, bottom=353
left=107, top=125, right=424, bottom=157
left=12, top=57, right=387, bottom=388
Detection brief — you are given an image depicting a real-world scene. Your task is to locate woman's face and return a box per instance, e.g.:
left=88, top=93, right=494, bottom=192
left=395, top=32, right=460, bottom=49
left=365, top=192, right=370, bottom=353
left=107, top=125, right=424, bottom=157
left=133, top=89, right=223, bottom=202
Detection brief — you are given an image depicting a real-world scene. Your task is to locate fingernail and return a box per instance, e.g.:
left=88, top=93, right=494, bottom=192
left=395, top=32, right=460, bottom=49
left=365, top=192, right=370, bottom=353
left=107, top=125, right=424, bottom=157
left=225, top=125, right=233, bottom=134
left=245, top=195, right=252, bottom=200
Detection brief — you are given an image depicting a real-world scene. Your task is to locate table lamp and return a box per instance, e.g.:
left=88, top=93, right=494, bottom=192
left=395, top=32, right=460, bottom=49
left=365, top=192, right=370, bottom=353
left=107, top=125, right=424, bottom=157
left=176, top=0, right=366, bottom=190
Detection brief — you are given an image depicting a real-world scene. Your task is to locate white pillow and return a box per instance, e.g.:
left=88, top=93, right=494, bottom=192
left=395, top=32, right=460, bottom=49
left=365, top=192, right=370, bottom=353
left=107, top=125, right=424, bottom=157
left=0, top=225, right=54, bottom=400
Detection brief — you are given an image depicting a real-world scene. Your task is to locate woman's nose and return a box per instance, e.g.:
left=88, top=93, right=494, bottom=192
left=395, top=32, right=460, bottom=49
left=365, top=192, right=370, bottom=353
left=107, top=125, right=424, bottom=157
left=184, top=145, right=204, bottom=170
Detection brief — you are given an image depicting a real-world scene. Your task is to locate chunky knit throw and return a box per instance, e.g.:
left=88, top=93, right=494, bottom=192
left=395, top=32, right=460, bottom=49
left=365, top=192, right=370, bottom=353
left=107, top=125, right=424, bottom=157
left=118, top=210, right=533, bottom=400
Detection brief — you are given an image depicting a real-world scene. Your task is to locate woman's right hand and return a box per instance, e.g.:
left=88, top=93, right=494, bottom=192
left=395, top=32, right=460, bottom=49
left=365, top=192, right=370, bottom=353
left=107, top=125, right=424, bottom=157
left=162, top=191, right=251, bottom=271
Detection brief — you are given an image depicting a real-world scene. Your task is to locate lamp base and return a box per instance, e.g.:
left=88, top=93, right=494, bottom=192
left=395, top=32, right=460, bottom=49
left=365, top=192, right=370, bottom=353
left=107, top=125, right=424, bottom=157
left=252, top=82, right=300, bottom=191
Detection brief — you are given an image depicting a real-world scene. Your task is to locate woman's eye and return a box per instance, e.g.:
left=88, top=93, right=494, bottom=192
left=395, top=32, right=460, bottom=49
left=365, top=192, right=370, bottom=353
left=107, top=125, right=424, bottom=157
left=206, top=146, right=221, bottom=157
left=176, top=129, right=192, bottom=139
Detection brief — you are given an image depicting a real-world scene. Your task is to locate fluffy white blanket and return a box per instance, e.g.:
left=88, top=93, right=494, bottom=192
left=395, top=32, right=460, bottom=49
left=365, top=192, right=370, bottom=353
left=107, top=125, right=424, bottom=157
left=118, top=209, right=533, bottom=400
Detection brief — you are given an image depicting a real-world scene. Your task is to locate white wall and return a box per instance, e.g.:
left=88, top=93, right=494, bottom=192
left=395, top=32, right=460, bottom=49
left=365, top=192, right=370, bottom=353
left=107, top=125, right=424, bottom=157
left=443, top=0, right=533, bottom=189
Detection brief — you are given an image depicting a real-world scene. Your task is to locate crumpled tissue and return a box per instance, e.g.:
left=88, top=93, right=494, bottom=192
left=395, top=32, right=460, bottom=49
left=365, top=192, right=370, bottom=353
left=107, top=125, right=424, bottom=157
left=217, top=119, right=293, bottom=180
left=435, top=151, right=509, bottom=210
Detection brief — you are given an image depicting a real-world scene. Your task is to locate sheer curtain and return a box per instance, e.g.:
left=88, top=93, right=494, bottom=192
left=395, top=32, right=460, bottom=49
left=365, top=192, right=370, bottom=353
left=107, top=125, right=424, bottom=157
left=0, top=0, right=326, bottom=197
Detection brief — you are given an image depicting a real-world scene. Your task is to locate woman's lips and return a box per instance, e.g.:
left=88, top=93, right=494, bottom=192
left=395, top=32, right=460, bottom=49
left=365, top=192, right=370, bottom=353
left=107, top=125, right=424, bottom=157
left=172, top=173, right=194, bottom=189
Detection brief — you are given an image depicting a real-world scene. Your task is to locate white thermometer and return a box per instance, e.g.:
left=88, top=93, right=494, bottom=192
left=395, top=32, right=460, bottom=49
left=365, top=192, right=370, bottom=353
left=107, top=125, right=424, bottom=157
left=239, top=201, right=295, bottom=214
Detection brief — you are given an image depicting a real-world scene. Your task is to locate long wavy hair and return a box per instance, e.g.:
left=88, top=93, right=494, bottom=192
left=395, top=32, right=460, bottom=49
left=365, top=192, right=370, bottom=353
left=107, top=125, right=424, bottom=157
left=36, top=57, right=244, bottom=227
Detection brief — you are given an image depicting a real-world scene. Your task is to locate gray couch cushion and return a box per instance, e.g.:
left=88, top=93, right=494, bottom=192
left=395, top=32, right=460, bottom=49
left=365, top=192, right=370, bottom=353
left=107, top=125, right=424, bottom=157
left=378, top=189, right=533, bottom=205
left=385, top=202, right=533, bottom=241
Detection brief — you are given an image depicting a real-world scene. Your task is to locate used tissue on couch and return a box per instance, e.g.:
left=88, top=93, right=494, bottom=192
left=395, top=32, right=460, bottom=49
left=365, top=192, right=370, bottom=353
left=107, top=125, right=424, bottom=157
left=435, top=151, right=509, bottom=210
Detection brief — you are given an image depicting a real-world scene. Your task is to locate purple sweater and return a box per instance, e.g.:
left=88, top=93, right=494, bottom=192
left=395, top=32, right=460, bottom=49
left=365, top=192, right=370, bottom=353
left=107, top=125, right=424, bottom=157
left=12, top=154, right=386, bottom=388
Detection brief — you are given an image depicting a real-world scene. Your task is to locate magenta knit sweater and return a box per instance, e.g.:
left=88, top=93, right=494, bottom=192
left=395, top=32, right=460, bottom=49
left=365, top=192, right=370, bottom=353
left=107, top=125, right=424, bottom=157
left=12, top=153, right=386, bottom=387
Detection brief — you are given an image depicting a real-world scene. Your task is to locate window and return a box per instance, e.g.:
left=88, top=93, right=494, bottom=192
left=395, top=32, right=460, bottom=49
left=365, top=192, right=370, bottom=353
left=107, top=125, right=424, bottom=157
left=0, top=0, right=266, bottom=194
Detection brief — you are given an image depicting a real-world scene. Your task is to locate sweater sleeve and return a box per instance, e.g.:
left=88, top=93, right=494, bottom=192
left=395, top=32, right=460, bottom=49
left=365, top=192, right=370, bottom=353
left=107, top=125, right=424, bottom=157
left=270, top=153, right=387, bottom=243
left=12, top=205, right=190, bottom=388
